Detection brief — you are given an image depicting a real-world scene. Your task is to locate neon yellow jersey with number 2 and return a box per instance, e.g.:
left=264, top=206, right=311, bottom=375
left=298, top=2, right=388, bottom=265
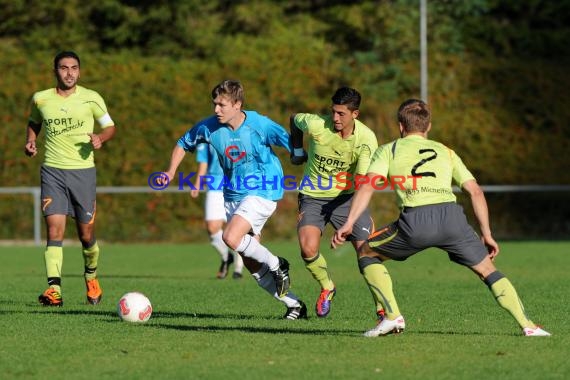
left=367, top=135, right=475, bottom=209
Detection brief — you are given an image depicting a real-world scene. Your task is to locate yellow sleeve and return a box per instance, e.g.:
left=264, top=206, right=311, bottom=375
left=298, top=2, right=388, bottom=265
left=355, top=128, right=379, bottom=175
left=451, top=150, right=475, bottom=186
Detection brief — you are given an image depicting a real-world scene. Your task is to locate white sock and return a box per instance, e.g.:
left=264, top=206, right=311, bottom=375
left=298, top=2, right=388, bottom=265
left=232, top=251, right=244, bottom=274
left=236, top=235, right=279, bottom=270
left=252, top=264, right=301, bottom=307
left=210, top=230, right=229, bottom=261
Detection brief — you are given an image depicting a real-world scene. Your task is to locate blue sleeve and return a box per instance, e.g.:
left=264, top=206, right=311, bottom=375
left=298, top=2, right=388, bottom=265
left=176, top=122, right=209, bottom=153
left=196, top=143, right=208, bottom=163
left=263, top=116, right=292, bottom=153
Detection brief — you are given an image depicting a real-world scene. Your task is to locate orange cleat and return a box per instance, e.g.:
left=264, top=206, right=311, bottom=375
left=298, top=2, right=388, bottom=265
left=38, top=287, right=63, bottom=307
left=86, top=278, right=102, bottom=305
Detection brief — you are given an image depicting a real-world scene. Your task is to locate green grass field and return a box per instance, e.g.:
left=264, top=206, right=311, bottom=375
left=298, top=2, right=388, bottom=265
left=0, top=241, right=568, bottom=380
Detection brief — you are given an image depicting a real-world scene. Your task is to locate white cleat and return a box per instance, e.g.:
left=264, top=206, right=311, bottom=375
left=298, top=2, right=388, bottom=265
left=523, top=326, right=551, bottom=337
left=364, top=315, right=406, bottom=337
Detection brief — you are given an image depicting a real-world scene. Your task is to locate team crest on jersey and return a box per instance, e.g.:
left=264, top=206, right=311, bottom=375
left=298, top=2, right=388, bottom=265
left=225, top=145, right=246, bottom=163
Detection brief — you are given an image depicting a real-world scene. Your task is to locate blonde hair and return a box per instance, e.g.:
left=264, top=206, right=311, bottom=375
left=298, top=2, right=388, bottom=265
left=211, top=80, right=244, bottom=105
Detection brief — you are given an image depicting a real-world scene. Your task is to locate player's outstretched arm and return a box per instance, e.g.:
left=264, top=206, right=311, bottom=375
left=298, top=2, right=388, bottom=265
left=462, top=179, right=499, bottom=259
left=157, top=145, right=187, bottom=185
left=331, top=173, right=377, bottom=248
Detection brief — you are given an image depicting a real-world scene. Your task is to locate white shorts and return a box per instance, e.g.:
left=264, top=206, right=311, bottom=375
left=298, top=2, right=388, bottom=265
left=225, top=196, right=277, bottom=236
left=204, top=191, right=226, bottom=222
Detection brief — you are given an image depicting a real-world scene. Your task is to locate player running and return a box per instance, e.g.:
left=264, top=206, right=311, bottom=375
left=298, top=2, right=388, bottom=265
left=332, top=98, right=550, bottom=337
left=290, top=87, right=378, bottom=317
left=159, top=79, right=306, bottom=319
left=24, top=51, right=116, bottom=307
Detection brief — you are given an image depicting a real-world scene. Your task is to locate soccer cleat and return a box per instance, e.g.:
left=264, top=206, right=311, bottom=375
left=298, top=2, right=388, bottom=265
left=232, top=272, right=243, bottom=280
left=216, top=254, right=234, bottom=279
left=364, top=314, right=405, bottom=337
left=86, top=278, right=103, bottom=305
left=316, top=287, right=336, bottom=317
left=523, top=326, right=551, bottom=337
left=270, top=257, right=290, bottom=298
left=38, top=288, right=63, bottom=307
left=283, top=301, right=308, bottom=320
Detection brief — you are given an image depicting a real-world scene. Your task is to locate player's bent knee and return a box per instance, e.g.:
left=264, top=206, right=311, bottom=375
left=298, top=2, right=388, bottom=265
left=221, top=236, right=237, bottom=251
left=78, top=230, right=95, bottom=245
left=300, top=246, right=319, bottom=260
left=47, top=227, right=65, bottom=241
left=301, top=251, right=320, bottom=263
left=471, top=256, right=498, bottom=279
left=222, top=231, right=241, bottom=251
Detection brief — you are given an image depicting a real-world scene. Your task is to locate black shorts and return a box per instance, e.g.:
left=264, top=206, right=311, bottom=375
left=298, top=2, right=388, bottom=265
left=367, top=202, right=488, bottom=267
left=40, top=165, right=97, bottom=224
left=297, top=193, right=373, bottom=241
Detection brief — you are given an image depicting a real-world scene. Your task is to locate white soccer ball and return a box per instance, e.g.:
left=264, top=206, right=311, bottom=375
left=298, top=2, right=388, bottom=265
left=117, top=292, right=152, bottom=323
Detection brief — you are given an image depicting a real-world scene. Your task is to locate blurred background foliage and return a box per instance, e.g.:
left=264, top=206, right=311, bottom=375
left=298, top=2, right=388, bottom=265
left=1, top=0, right=568, bottom=242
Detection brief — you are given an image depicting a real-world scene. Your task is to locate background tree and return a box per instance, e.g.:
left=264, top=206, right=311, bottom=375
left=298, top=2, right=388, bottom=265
left=0, top=0, right=568, bottom=241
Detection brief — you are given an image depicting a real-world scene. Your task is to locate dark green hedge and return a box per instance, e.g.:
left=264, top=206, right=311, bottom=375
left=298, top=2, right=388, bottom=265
left=1, top=0, right=568, bottom=241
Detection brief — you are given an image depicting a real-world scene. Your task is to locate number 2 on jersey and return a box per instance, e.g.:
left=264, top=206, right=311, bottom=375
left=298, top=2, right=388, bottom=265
left=411, top=149, right=437, bottom=178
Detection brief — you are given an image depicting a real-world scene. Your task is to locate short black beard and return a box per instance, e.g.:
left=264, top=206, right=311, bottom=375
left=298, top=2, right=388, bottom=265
left=57, top=76, right=76, bottom=91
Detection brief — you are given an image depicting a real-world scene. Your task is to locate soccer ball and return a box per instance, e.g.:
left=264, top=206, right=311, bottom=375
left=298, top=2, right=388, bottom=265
left=117, top=292, right=152, bottom=323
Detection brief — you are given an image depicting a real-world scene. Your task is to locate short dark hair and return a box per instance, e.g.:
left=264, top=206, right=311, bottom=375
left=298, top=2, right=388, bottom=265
left=397, top=99, right=431, bottom=133
left=53, top=51, right=81, bottom=70
left=211, top=80, right=244, bottom=105
left=331, top=87, right=361, bottom=111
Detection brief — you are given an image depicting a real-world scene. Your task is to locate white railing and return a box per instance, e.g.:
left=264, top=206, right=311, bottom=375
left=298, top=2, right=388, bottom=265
left=1, top=185, right=569, bottom=246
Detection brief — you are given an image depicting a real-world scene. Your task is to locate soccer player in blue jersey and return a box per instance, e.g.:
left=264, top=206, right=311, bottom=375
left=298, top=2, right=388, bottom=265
left=333, top=99, right=550, bottom=337
left=191, top=143, right=243, bottom=279
left=160, top=80, right=306, bottom=319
